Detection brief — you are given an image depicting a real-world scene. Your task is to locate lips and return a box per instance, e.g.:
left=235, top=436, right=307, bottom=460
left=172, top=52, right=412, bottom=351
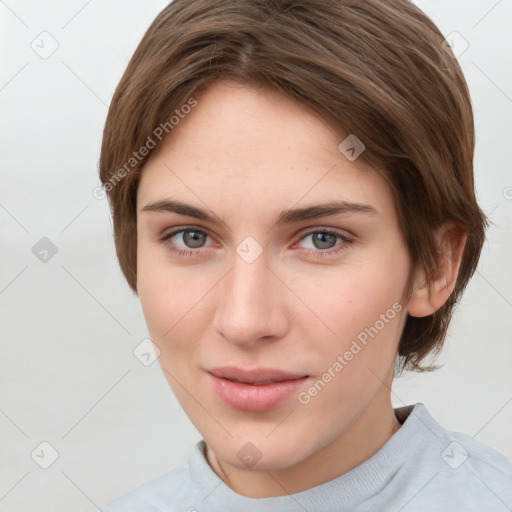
left=206, top=366, right=310, bottom=412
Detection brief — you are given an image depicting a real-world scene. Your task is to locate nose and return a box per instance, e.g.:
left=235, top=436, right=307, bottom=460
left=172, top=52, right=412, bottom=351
left=212, top=246, right=288, bottom=348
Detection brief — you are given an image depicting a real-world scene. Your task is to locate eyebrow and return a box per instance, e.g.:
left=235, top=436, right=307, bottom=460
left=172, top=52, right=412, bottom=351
left=140, top=199, right=378, bottom=227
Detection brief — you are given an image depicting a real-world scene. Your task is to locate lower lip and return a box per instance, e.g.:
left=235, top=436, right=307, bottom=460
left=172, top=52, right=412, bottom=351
left=208, top=373, right=309, bottom=412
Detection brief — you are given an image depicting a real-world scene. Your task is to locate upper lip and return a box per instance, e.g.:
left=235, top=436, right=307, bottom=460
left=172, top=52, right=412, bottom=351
left=206, top=366, right=309, bottom=384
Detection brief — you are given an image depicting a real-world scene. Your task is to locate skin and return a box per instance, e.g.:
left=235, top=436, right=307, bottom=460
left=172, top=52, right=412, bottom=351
left=135, top=80, right=466, bottom=498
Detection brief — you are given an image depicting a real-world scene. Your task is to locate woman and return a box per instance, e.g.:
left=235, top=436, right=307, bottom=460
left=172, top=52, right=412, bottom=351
left=100, top=1, right=512, bottom=509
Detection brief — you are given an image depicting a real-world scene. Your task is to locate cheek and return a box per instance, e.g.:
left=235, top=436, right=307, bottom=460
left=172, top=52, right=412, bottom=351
left=296, top=245, right=409, bottom=374
left=294, top=267, right=406, bottom=421
left=302, top=263, right=407, bottom=340
left=136, top=247, right=203, bottom=348
left=137, top=260, right=207, bottom=407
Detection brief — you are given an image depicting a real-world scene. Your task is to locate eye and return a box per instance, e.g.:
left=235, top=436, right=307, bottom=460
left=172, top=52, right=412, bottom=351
left=159, top=227, right=214, bottom=257
left=296, top=229, right=353, bottom=258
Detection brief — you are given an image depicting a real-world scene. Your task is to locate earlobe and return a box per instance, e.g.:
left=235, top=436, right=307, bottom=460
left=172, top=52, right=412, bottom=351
left=408, top=224, right=467, bottom=318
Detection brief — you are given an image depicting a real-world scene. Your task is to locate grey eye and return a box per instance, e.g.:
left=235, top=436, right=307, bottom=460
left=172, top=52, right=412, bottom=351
left=182, top=230, right=207, bottom=248
left=309, top=232, right=338, bottom=250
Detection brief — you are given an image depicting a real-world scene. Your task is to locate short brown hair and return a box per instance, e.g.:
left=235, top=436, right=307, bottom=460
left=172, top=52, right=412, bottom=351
left=99, top=0, right=487, bottom=371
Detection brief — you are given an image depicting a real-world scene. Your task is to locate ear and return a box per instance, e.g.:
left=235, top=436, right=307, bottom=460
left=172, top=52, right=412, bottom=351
left=408, top=223, right=467, bottom=318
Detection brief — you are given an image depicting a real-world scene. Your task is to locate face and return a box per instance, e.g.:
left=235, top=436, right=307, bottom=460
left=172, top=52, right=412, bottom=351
left=136, top=80, right=411, bottom=475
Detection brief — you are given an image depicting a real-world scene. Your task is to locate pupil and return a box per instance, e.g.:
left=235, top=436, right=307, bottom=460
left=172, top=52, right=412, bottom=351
left=184, top=230, right=204, bottom=248
left=314, top=232, right=335, bottom=250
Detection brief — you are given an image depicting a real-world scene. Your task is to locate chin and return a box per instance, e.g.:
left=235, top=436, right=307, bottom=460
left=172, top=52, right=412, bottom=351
left=206, top=430, right=315, bottom=472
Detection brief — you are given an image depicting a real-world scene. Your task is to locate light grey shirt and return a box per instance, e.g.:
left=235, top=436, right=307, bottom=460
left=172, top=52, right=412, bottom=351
left=103, top=403, right=512, bottom=511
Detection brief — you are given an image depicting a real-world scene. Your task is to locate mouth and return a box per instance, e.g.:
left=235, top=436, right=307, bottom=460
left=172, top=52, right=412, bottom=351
left=206, top=366, right=309, bottom=384
left=206, top=366, right=310, bottom=412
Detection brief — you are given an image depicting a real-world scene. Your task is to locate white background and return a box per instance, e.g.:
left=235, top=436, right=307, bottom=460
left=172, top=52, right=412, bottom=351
left=1, top=1, right=511, bottom=510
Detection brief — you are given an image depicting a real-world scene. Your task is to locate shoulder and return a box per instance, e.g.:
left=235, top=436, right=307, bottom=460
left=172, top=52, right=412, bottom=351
left=102, top=456, right=192, bottom=512
left=440, top=428, right=512, bottom=495
left=388, top=403, right=512, bottom=511
left=408, top=403, right=512, bottom=475
left=427, top=431, right=512, bottom=511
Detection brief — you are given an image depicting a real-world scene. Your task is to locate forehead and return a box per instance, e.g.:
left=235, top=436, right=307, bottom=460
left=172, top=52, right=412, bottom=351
left=137, top=81, right=395, bottom=223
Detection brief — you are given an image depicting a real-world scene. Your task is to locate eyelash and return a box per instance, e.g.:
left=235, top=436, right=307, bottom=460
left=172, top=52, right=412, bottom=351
left=158, top=226, right=354, bottom=259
